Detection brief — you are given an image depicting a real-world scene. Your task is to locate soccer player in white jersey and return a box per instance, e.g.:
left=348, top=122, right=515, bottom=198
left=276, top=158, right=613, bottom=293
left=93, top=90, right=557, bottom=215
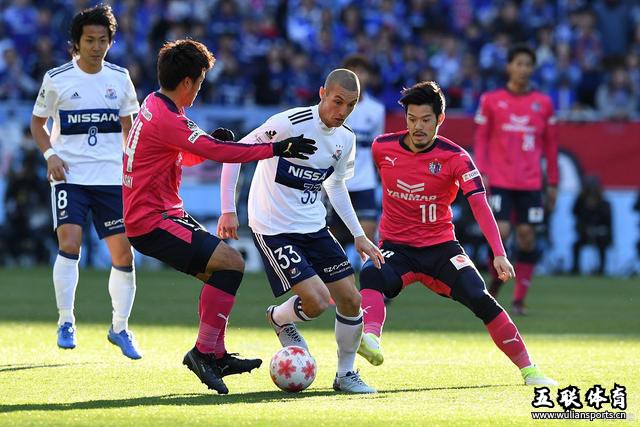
left=328, top=55, right=385, bottom=262
left=219, top=69, right=385, bottom=393
left=30, top=5, right=142, bottom=359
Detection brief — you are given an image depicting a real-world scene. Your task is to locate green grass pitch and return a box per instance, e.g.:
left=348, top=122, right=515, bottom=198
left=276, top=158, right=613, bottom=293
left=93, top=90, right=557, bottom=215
left=0, top=268, right=638, bottom=426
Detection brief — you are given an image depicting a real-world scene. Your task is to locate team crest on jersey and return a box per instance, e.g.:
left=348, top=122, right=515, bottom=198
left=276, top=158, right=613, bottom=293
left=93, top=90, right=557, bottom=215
left=531, top=101, right=541, bottom=112
left=428, top=160, right=442, bottom=175
left=105, top=87, right=117, bottom=100
left=332, top=145, right=343, bottom=161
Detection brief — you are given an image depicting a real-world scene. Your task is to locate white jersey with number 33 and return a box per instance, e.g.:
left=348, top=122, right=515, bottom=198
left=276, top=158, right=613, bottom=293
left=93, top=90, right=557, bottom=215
left=241, top=105, right=356, bottom=235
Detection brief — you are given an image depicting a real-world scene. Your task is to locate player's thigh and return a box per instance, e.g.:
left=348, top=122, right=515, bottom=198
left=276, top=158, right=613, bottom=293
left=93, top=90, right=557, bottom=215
left=252, top=231, right=318, bottom=298
left=51, top=183, right=90, bottom=253
left=359, top=242, right=411, bottom=299
left=88, top=185, right=126, bottom=239
left=325, top=274, right=360, bottom=316
left=129, top=214, right=223, bottom=278
left=104, top=233, right=134, bottom=266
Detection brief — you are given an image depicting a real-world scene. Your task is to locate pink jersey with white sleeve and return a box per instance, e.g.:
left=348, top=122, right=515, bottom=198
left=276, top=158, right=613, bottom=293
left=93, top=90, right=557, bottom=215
left=474, top=88, right=558, bottom=190
left=122, top=92, right=274, bottom=237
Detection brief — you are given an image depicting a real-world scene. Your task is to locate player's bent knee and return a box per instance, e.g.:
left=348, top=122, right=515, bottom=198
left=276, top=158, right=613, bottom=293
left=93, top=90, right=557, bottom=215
left=453, top=269, right=503, bottom=323
left=206, top=270, right=244, bottom=296
left=360, top=264, right=402, bottom=299
left=302, top=293, right=330, bottom=317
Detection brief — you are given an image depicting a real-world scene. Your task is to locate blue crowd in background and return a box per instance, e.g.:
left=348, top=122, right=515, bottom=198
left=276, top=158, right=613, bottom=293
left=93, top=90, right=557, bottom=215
left=1, top=0, right=639, bottom=119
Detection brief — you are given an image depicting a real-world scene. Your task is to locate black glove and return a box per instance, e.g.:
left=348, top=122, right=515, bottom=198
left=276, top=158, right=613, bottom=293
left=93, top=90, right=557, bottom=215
left=273, top=134, right=318, bottom=159
left=210, top=127, right=235, bottom=142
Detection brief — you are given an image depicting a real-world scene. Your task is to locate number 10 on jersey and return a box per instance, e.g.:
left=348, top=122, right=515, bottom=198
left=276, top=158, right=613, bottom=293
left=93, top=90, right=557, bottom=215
left=420, top=203, right=437, bottom=223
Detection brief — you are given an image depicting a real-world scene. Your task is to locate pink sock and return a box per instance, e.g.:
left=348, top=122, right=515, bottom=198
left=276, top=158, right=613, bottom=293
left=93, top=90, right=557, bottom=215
left=514, top=262, right=534, bottom=303
left=196, top=285, right=235, bottom=355
left=485, top=311, right=532, bottom=369
left=361, top=289, right=386, bottom=336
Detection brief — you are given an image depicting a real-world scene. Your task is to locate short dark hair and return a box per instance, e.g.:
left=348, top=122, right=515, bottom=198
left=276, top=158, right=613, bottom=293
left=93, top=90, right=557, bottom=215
left=341, top=54, right=372, bottom=72
left=398, top=81, right=446, bottom=117
left=324, top=68, right=360, bottom=92
left=508, top=44, right=536, bottom=65
left=157, top=39, right=215, bottom=90
left=69, top=4, right=117, bottom=55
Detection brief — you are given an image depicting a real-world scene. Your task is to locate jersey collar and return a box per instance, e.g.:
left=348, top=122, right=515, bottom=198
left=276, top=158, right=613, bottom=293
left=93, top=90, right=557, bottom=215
left=314, top=105, right=338, bottom=135
left=154, top=91, right=181, bottom=114
left=399, top=133, right=439, bottom=154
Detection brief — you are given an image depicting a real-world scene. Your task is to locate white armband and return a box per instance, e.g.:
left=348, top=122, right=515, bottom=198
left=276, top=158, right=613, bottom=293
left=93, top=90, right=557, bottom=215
left=43, top=148, right=57, bottom=160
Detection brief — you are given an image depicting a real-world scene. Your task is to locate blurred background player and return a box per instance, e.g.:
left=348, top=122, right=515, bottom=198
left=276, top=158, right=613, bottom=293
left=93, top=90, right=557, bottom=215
left=327, top=55, right=385, bottom=269
left=218, top=69, right=384, bottom=394
left=474, top=44, right=558, bottom=315
left=357, top=81, right=556, bottom=386
left=30, top=5, right=142, bottom=358
left=123, top=39, right=316, bottom=394
left=571, top=175, right=612, bottom=275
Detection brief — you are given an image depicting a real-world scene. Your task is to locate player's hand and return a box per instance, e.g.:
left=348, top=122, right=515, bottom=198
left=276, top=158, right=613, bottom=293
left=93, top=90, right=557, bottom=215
left=354, top=235, right=385, bottom=269
left=546, top=185, right=558, bottom=211
left=217, top=212, right=239, bottom=240
left=210, top=127, right=235, bottom=142
left=273, top=134, right=317, bottom=160
left=47, top=154, right=69, bottom=182
left=494, top=255, right=515, bottom=282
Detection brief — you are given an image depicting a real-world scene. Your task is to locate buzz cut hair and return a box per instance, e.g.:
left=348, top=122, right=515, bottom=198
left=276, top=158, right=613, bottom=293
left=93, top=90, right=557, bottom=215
left=157, top=39, right=215, bottom=91
left=398, top=81, right=446, bottom=117
left=324, top=68, right=360, bottom=93
left=69, top=4, right=117, bottom=55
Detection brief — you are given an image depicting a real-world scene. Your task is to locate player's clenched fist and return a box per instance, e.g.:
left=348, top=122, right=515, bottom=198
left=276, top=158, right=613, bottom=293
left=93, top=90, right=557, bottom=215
left=210, top=127, right=235, bottom=142
left=273, top=134, right=318, bottom=159
left=494, top=255, right=515, bottom=282
left=47, top=154, right=69, bottom=182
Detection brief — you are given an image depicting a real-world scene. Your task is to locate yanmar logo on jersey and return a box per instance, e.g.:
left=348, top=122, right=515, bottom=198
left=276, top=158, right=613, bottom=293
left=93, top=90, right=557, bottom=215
left=502, top=114, right=536, bottom=133
left=59, top=108, right=122, bottom=135
left=275, top=158, right=334, bottom=190
left=387, top=179, right=436, bottom=201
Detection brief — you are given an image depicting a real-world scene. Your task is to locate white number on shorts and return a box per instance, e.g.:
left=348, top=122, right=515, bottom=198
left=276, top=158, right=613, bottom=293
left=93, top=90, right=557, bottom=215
left=274, top=245, right=302, bottom=269
left=380, top=250, right=395, bottom=259
left=420, top=203, right=437, bottom=223
left=124, top=120, right=143, bottom=173
left=57, top=189, right=68, bottom=210
left=489, top=194, right=502, bottom=212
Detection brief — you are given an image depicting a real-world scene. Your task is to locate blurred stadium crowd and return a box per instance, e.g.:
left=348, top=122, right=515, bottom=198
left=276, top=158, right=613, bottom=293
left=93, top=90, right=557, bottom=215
left=1, top=0, right=639, bottom=119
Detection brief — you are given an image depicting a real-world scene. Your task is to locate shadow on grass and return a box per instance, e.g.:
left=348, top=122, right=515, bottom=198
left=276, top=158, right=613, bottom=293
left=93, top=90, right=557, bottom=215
left=0, top=384, right=520, bottom=413
left=0, top=362, right=97, bottom=373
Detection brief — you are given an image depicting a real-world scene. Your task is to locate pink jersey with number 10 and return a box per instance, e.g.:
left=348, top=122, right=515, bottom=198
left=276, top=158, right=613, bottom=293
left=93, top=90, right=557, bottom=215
left=373, top=131, right=485, bottom=247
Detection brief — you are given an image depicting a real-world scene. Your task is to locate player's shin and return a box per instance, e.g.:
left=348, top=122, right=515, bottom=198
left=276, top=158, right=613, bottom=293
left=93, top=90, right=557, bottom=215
left=335, top=309, right=363, bottom=376
left=53, top=250, right=80, bottom=325
left=360, top=289, right=386, bottom=337
left=108, top=265, right=136, bottom=333
left=485, top=310, right=532, bottom=369
left=196, top=271, right=241, bottom=355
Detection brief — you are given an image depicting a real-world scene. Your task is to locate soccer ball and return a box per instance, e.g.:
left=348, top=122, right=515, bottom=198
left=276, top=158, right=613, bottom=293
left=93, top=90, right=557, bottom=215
left=269, top=346, right=317, bottom=392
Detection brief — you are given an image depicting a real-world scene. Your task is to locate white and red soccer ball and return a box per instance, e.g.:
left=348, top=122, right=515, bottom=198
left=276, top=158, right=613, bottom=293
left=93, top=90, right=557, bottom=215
left=269, top=346, right=317, bottom=392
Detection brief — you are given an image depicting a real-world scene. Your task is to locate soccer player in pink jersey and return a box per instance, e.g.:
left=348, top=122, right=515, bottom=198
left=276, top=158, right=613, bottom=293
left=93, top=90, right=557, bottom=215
left=357, top=81, right=557, bottom=386
left=122, top=39, right=316, bottom=394
left=474, top=45, right=559, bottom=315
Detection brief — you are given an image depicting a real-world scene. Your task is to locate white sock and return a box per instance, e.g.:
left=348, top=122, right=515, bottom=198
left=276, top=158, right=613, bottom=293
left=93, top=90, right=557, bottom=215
left=273, top=295, right=313, bottom=326
left=335, top=309, right=363, bottom=376
left=108, top=265, right=136, bottom=333
left=53, top=251, right=80, bottom=325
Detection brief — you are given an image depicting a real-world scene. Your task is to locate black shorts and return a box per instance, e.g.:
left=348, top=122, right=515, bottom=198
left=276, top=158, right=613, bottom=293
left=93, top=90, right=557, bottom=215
left=252, top=227, right=354, bottom=297
left=363, top=240, right=479, bottom=299
left=488, top=187, right=544, bottom=224
left=128, top=213, right=220, bottom=277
